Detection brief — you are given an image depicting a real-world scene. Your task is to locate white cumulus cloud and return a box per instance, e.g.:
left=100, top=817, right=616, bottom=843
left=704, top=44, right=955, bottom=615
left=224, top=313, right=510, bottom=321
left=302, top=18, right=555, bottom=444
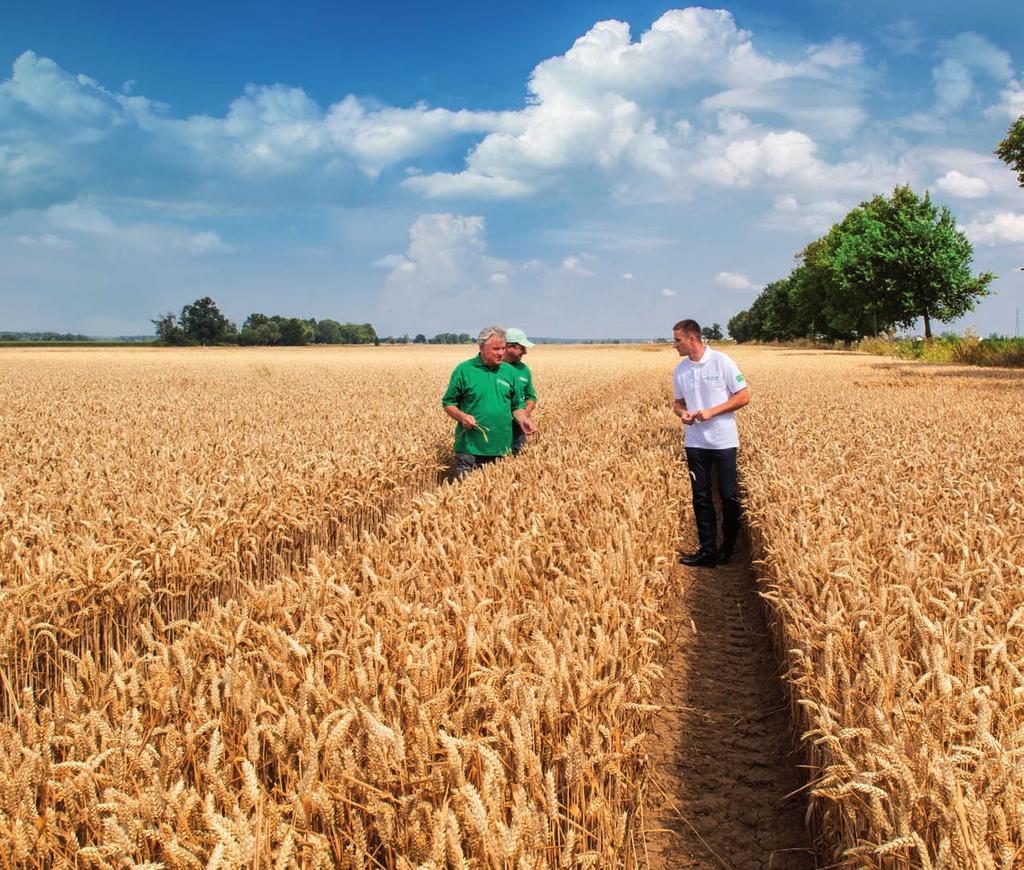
left=381, top=213, right=510, bottom=290
left=933, top=59, right=973, bottom=113
left=714, top=271, right=757, bottom=291
left=562, top=255, right=594, bottom=276
left=932, top=33, right=1014, bottom=116
left=403, top=7, right=871, bottom=200
left=964, top=212, right=1024, bottom=246
left=939, top=33, right=1013, bottom=81
left=935, top=170, right=990, bottom=198
left=987, top=79, right=1024, bottom=121
left=178, top=230, right=235, bottom=255
left=16, top=232, right=71, bottom=248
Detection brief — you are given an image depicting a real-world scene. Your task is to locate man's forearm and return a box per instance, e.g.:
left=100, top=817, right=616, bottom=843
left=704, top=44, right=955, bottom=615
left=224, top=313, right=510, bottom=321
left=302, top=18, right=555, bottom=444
left=718, top=388, right=750, bottom=414
left=444, top=405, right=470, bottom=425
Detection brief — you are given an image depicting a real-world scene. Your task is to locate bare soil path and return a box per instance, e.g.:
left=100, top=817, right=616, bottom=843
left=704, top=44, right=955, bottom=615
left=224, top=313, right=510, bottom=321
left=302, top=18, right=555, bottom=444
left=643, top=537, right=818, bottom=869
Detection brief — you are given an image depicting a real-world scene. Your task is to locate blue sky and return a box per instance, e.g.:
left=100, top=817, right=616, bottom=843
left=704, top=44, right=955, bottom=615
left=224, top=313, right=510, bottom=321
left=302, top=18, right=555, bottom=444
left=2, top=1, right=1023, bottom=338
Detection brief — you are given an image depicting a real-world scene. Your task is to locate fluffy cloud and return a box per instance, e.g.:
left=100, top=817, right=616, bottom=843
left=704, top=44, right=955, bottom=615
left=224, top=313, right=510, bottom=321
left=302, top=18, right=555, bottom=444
left=938, top=33, right=1013, bottom=81
left=381, top=214, right=505, bottom=285
left=0, top=10, right=925, bottom=218
left=714, top=271, right=757, bottom=291
left=48, top=202, right=117, bottom=234
left=16, top=232, right=71, bottom=248
left=404, top=8, right=871, bottom=200
left=562, top=255, right=594, bottom=277
left=935, top=170, right=990, bottom=198
left=661, top=288, right=677, bottom=297
left=964, top=212, right=1024, bottom=246
left=178, top=230, right=235, bottom=255
left=0, top=50, right=518, bottom=214
left=760, top=194, right=848, bottom=233
left=932, top=32, right=1015, bottom=116
left=691, top=130, right=821, bottom=188
left=35, top=200, right=234, bottom=256
left=375, top=213, right=528, bottom=333
left=987, top=79, right=1024, bottom=121
left=933, top=59, right=974, bottom=113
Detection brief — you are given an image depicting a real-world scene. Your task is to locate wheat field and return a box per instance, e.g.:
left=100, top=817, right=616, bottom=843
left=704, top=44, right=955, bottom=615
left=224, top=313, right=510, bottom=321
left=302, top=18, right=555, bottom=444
left=0, top=344, right=1022, bottom=867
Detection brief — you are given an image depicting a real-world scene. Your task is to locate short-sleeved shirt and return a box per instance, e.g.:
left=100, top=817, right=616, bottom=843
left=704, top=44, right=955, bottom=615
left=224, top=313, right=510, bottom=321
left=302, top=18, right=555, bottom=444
left=673, top=348, right=747, bottom=450
left=442, top=355, right=526, bottom=456
left=506, top=360, right=536, bottom=404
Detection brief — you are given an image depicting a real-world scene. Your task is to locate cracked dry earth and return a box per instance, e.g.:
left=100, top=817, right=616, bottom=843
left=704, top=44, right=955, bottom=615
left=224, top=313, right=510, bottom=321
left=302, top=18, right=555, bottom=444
left=642, top=537, right=818, bottom=869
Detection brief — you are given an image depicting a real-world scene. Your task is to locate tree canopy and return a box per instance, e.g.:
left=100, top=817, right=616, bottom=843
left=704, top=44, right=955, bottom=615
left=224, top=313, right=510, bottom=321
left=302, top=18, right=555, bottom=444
left=996, top=114, right=1024, bottom=188
left=180, top=297, right=237, bottom=345
left=728, top=185, right=991, bottom=342
left=153, top=298, right=379, bottom=346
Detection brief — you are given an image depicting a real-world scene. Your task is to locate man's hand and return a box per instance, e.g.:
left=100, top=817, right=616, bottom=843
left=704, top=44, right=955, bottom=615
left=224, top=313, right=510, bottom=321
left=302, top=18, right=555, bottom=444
left=461, top=414, right=478, bottom=430
left=515, top=411, right=537, bottom=435
left=692, top=408, right=715, bottom=422
left=673, top=400, right=694, bottom=425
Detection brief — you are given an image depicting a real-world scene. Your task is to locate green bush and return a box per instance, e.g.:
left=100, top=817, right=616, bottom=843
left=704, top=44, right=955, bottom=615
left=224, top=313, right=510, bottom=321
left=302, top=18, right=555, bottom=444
left=857, top=335, right=1024, bottom=367
left=952, top=337, right=1024, bottom=367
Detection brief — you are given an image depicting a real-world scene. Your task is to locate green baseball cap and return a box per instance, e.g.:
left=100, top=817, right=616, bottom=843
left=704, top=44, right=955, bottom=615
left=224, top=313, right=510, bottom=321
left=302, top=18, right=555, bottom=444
left=505, top=327, right=534, bottom=347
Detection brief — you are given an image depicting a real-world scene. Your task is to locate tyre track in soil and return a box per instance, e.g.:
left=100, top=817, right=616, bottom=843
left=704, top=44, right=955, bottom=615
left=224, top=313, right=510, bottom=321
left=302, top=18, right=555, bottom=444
left=643, top=534, right=819, bottom=869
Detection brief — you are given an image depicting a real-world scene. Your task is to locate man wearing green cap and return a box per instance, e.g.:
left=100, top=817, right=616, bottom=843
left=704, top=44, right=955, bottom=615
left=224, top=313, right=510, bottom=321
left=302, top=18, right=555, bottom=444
left=503, top=327, right=537, bottom=456
left=442, top=326, right=537, bottom=480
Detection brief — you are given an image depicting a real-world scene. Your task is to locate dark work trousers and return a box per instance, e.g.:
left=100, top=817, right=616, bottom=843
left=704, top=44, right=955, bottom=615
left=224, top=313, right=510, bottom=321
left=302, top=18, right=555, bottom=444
left=685, top=446, right=741, bottom=556
left=453, top=452, right=500, bottom=480
left=510, top=422, right=526, bottom=456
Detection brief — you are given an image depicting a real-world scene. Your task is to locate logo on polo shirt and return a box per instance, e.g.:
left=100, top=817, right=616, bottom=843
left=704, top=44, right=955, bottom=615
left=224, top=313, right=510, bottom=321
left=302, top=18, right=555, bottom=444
left=497, top=378, right=511, bottom=388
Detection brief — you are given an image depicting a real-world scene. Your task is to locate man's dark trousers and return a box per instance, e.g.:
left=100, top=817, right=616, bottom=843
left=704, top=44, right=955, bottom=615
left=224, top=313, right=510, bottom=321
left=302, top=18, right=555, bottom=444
left=685, top=447, right=740, bottom=557
left=453, top=452, right=499, bottom=480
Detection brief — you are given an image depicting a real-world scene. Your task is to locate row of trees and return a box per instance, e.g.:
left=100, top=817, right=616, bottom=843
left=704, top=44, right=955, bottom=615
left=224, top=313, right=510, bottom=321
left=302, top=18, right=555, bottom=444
left=728, top=186, right=993, bottom=343
left=153, top=298, right=378, bottom=346
left=1, top=331, right=93, bottom=342
left=414, top=333, right=474, bottom=344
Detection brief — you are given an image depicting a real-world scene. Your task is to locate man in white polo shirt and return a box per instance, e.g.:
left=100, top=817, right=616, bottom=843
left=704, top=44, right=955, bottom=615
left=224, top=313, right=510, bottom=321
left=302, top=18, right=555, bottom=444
left=672, top=318, right=750, bottom=568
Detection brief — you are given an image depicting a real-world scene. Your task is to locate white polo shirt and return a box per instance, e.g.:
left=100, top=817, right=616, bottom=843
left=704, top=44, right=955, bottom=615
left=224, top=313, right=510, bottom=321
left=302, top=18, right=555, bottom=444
left=673, top=348, right=747, bottom=449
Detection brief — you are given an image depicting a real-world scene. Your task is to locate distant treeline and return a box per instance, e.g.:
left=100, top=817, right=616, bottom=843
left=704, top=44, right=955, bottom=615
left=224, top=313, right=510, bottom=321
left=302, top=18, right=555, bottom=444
left=406, top=333, right=474, bottom=344
left=728, top=185, right=992, bottom=344
left=0, top=331, right=151, bottom=341
left=1, top=331, right=93, bottom=341
left=153, top=297, right=378, bottom=346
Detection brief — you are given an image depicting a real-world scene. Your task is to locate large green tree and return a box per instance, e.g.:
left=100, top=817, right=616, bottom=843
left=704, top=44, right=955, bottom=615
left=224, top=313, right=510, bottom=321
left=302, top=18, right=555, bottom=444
left=180, top=297, right=237, bottom=344
left=831, top=186, right=992, bottom=338
left=151, top=311, right=185, bottom=345
left=996, top=115, right=1024, bottom=188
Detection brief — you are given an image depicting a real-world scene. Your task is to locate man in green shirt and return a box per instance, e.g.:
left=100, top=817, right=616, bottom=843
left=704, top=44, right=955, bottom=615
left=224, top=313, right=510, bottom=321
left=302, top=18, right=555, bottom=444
left=503, top=327, right=537, bottom=455
left=442, top=326, right=537, bottom=479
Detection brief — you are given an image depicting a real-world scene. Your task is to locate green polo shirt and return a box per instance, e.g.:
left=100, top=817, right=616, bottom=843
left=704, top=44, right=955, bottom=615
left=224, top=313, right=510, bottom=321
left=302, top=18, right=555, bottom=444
left=442, top=355, right=526, bottom=456
left=506, top=359, right=536, bottom=403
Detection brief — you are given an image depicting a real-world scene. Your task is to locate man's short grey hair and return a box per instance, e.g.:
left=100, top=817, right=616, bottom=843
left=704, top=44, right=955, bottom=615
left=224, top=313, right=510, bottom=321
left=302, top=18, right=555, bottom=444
left=477, top=326, right=506, bottom=346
